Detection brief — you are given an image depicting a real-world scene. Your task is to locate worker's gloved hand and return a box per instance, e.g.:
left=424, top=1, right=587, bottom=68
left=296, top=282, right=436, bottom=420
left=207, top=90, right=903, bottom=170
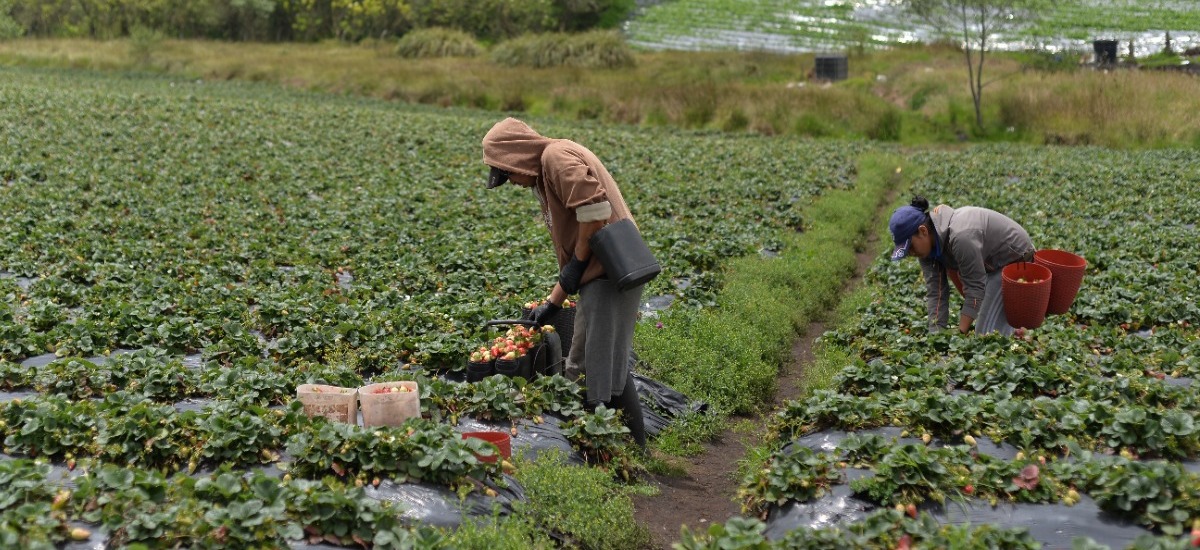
left=530, top=301, right=561, bottom=326
left=558, top=256, right=589, bottom=295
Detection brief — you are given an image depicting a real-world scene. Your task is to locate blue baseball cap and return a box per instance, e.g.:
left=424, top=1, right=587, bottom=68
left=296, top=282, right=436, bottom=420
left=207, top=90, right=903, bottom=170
left=889, top=205, right=926, bottom=261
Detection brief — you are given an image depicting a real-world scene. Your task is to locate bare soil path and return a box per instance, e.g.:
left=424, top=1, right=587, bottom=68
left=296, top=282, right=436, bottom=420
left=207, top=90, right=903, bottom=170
left=631, top=208, right=890, bottom=549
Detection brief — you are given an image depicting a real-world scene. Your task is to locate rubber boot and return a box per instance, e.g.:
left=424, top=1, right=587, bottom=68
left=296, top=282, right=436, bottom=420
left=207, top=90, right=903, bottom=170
left=608, top=374, right=647, bottom=449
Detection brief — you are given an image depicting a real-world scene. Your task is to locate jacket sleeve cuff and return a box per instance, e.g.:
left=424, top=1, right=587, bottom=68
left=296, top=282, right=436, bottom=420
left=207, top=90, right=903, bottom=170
left=576, top=201, right=612, bottom=223
left=961, top=300, right=981, bottom=320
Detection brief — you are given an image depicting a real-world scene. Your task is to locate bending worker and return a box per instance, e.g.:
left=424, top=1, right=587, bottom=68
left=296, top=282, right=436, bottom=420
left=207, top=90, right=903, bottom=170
left=481, top=117, right=646, bottom=448
left=889, top=196, right=1035, bottom=336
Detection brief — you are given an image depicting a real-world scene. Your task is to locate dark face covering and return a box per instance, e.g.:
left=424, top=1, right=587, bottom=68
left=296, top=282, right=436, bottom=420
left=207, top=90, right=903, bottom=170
left=486, top=166, right=510, bottom=189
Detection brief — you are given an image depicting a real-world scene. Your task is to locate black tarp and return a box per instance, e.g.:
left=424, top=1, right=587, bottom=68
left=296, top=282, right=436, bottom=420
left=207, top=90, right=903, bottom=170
left=765, top=428, right=1171, bottom=547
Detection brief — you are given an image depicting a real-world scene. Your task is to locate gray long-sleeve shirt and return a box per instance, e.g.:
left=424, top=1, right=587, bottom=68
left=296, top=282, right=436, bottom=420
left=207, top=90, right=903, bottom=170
left=919, top=205, right=1035, bottom=329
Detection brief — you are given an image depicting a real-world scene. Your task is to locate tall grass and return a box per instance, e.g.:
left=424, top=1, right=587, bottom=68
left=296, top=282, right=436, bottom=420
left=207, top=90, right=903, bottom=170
left=490, top=30, right=634, bottom=69
left=996, top=70, right=1200, bottom=147
left=394, top=27, right=482, bottom=59
left=0, top=38, right=1195, bottom=148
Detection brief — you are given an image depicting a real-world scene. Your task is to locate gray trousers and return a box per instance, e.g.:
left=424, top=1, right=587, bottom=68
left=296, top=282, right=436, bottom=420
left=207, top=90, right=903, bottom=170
left=976, top=270, right=1015, bottom=336
left=565, top=278, right=644, bottom=403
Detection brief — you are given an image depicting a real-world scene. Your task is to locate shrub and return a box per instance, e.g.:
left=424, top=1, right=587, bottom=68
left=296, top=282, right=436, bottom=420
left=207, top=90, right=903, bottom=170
left=394, top=27, right=482, bottom=59
left=128, top=25, right=163, bottom=67
left=490, top=30, right=634, bottom=69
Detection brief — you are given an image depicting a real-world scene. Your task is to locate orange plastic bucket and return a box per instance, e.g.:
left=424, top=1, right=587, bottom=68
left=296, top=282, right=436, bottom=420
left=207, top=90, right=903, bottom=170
left=1001, top=263, right=1053, bottom=330
left=1033, top=249, right=1087, bottom=315
left=461, top=431, right=511, bottom=463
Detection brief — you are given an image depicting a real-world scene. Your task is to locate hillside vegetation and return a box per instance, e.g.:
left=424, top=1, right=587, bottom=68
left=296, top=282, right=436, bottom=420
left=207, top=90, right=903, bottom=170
left=2, top=38, right=1197, bottom=149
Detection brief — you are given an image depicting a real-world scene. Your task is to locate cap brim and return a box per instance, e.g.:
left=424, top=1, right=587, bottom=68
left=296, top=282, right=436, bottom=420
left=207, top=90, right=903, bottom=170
left=486, top=167, right=509, bottom=189
left=890, top=240, right=911, bottom=261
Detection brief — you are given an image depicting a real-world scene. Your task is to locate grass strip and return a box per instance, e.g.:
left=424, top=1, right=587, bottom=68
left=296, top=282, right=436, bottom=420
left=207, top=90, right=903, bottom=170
left=638, top=151, right=906, bottom=455
left=509, top=450, right=654, bottom=549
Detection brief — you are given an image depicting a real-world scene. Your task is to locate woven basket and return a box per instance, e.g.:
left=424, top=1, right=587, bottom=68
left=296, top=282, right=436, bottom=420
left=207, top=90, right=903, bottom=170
left=1001, top=263, right=1053, bottom=330
left=517, top=353, right=533, bottom=381
left=521, top=306, right=576, bottom=358
left=1033, top=249, right=1087, bottom=315
left=494, top=357, right=520, bottom=378
left=553, top=307, right=576, bottom=359
left=466, top=359, right=494, bottom=383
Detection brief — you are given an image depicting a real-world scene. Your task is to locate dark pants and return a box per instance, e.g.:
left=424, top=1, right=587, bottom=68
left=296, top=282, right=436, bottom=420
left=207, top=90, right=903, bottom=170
left=570, top=278, right=647, bottom=448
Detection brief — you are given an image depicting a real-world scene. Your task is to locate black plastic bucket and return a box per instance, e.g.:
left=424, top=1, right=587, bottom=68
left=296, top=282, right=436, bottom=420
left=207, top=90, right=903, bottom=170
left=589, top=219, right=661, bottom=291
left=466, top=359, right=494, bottom=382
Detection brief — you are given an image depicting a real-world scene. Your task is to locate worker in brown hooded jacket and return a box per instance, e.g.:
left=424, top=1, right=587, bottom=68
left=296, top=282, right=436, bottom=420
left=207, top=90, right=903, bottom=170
left=481, top=117, right=646, bottom=448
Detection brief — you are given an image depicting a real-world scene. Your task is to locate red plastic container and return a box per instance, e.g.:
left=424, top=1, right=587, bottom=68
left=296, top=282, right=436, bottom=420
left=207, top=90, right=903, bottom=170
left=1033, top=249, right=1087, bottom=315
left=461, top=431, right=511, bottom=463
left=1001, top=263, right=1053, bottom=330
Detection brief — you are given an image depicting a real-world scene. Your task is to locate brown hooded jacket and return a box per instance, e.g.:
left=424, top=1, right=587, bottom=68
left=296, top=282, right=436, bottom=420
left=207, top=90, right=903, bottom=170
left=482, top=118, right=633, bottom=287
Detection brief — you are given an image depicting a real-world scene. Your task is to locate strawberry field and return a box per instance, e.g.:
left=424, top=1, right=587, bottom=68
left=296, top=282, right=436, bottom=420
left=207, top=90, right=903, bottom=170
left=4, top=63, right=1199, bottom=549
left=0, top=66, right=871, bottom=547
left=686, top=146, right=1200, bottom=548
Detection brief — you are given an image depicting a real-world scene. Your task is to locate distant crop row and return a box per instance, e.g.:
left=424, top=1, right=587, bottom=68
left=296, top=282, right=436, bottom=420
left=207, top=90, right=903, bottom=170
left=626, top=0, right=1200, bottom=54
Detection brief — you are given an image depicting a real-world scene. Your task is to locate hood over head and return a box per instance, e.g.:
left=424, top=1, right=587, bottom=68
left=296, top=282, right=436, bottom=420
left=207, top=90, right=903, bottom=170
left=482, top=118, right=553, bottom=187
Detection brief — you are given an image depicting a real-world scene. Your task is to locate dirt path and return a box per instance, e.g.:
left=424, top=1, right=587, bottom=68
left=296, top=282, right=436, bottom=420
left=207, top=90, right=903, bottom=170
left=631, top=212, right=890, bottom=549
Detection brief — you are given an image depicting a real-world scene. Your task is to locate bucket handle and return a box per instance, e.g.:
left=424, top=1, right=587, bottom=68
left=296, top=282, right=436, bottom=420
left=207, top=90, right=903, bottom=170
left=484, top=319, right=539, bottom=329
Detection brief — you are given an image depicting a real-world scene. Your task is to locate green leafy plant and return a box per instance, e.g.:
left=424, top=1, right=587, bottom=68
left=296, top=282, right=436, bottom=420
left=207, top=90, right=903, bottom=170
left=740, top=446, right=843, bottom=514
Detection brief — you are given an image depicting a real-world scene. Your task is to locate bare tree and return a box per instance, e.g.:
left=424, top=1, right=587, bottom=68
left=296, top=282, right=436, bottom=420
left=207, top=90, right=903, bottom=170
left=904, top=0, right=1053, bottom=130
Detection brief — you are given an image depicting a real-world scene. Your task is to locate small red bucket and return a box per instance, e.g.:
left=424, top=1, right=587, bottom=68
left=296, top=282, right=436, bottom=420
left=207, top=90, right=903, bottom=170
left=1001, top=263, right=1053, bottom=330
left=1033, top=249, right=1086, bottom=315
left=947, top=269, right=965, bottom=297
left=461, top=431, right=511, bottom=463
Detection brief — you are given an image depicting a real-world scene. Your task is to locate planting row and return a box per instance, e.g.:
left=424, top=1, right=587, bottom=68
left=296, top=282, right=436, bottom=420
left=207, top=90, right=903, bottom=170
left=0, top=458, right=450, bottom=549
left=689, top=145, right=1200, bottom=547
left=0, top=366, right=631, bottom=471
left=0, top=67, right=864, bottom=370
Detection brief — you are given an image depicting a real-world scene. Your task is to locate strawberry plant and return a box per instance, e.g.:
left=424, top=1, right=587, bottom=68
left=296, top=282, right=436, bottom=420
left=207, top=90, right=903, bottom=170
left=1070, top=457, right=1200, bottom=535
left=526, top=374, right=585, bottom=418
left=848, top=443, right=958, bottom=506
left=678, top=508, right=1042, bottom=550
left=462, top=375, right=526, bottom=421
left=30, top=358, right=116, bottom=399
left=198, top=358, right=293, bottom=406
left=284, top=418, right=497, bottom=490
left=71, top=464, right=180, bottom=545
left=0, top=460, right=75, bottom=549
left=0, top=360, right=31, bottom=390
left=562, top=405, right=632, bottom=468
left=1, top=396, right=100, bottom=459
left=96, top=393, right=197, bottom=471
left=189, top=470, right=300, bottom=547
left=284, top=477, right=446, bottom=548
left=0, top=321, right=41, bottom=362
left=740, top=446, right=842, bottom=513
left=194, top=401, right=290, bottom=469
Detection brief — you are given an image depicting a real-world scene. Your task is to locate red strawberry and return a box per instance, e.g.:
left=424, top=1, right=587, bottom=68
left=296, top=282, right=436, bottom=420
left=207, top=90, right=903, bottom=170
left=964, top=484, right=975, bottom=495
left=905, top=503, right=917, bottom=518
